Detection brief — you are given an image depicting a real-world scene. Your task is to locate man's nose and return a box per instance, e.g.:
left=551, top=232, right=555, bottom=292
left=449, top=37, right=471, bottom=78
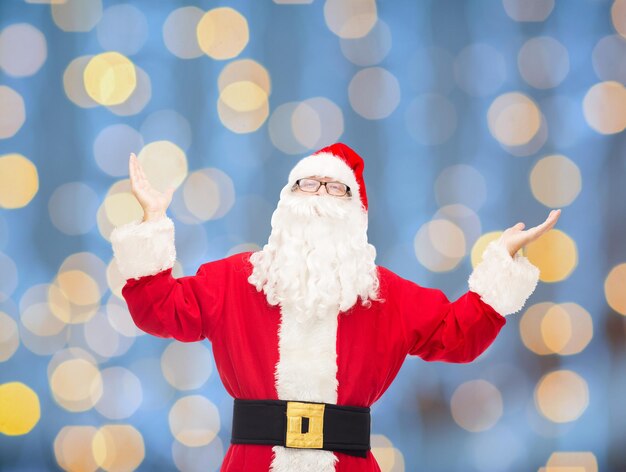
left=314, top=184, right=329, bottom=195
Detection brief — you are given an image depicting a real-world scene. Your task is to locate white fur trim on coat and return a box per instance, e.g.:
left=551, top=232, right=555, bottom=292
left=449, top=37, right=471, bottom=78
left=288, top=152, right=362, bottom=209
left=270, top=308, right=340, bottom=472
left=110, top=216, right=176, bottom=281
left=467, top=238, right=540, bottom=316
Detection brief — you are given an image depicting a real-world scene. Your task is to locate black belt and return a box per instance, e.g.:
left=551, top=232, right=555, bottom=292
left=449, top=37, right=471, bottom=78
left=231, top=399, right=371, bottom=458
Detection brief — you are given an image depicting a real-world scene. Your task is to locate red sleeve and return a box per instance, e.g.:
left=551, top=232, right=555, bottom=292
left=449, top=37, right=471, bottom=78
left=120, top=259, right=227, bottom=343
left=382, top=267, right=506, bottom=363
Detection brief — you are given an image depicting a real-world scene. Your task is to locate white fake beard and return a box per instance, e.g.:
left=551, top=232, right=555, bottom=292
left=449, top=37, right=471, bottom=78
left=248, top=187, right=380, bottom=323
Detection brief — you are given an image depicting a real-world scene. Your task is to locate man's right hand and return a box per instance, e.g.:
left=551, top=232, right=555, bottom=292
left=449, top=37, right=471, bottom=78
left=128, top=152, right=175, bottom=222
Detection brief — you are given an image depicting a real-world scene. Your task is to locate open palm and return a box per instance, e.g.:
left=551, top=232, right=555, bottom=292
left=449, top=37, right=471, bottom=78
left=499, top=209, right=562, bottom=257
left=129, top=152, right=175, bottom=219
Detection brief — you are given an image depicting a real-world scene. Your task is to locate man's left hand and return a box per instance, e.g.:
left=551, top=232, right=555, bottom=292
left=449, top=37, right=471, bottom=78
left=498, top=209, right=562, bottom=258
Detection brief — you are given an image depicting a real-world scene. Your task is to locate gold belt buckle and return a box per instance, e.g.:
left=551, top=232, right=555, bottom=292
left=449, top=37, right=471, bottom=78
left=285, top=401, right=325, bottom=449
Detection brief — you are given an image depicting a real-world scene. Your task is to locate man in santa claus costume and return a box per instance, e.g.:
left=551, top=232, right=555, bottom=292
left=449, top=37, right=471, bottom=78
left=111, top=143, right=561, bottom=472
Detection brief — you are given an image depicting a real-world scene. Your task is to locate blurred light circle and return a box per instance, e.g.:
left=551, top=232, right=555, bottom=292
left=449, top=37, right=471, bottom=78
left=0, top=382, right=40, bottom=435
left=136, top=140, right=188, bottom=193
left=95, top=367, right=143, bottom=419
left=54, top=426, right=99, bottom=472
left=18, top=293, right=70, bottom=355
left=106, top=64, right=152, bottom=116
left=0, top=87, right=25, bottom=139
left=92, top=424, right=145, bottom=471
left=96, top=4, right=148, bottom=56
left=340, top=19, right=391, bottom=66
left=163, top=6, right=205, bottom=59
left=487, top=92, right=541, bottom=146
left=520, top=302, right=558, bottom=355
left=54, top=269, right=101, bottom=309
left=105, top=294, right=143, bottom=337
left=454, top=43, right=506, bottom=97
left=540, top=303, right=593, bottom=355
left=518, top=36, right=569, bottom=89
left=541, top=306, right=571, bottom=353
left=0, top=251, right=18, bottom=301
left=0, top=23, right=47, bottom=77
left=583, top=81, right=626, bottom=134
left=49, top=182, right=99, bottom=235
left=0, top=153, right=38, bottom=208
left=0, top=311, right=19, bottom=362
left=530, top=154, right=581, bottom=208
left=296, top=97, right=344, bottom=150
left=21, top=301, right=66, bottom=337
left=161, top=341, right=213, bottom=390
left=269, top=102, right=309, bottom=155
left=197, top=7, right=249, bottom=60
left=613, top=0, right=626, bottom=39
left=414, top=219, right=466, bottom=272
left=217, top=94, right=269, bottom=133
left=433, top=205, right=481, bottom=254
left=370, top=435, right=399, bottom=472
left=218, top=59, right=271, bottom=95
left=405, top=93, right=457, bottom=145
left=470, top=233, right=501, bottom=268
left=172, top=436, right=224, bottom=472
left=435, top=165, right=487, bottom=212
left=348, top=67, right=400, bottom=119
left=83, top=52, right=137, bottom=106
left=605, top=263, right=626, bottom=315
left=50, top=358, right=103, bottom=412
left=84, top=310, right=135, bottom=358
left=499, top=111, right=548, bottom=157
left=535, top=370, right=588, bottom=423
left=101, top=180, right=143, bottom=232
left=63, top=55, right=98, bottom=108
left=94, top=124, right=144, bottom=177
left=502, top=0, right=554, bottom=22
left=592, top=35, right=626, bottom=84
left=221, top=81, right=268, bottom=112
left=141, top=110, right=192, bottom=152
left=177, top=168, right=235, bottom=223
left=52, top=0, right=102, bottom=32
left=451, top=380, right=503, bottom=432
left=169, top=395, right=221, bottom=446
left=545, top=451, right=598, bottom=471
left=527, top=229, right=577, bottom=283
left=324, top=0, right=377, bottom=39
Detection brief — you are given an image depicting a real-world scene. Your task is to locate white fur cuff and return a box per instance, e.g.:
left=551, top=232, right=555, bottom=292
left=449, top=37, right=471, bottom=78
left=110, top=216, right=176, bottom=281
left=467, top=239, right=540, bottom=316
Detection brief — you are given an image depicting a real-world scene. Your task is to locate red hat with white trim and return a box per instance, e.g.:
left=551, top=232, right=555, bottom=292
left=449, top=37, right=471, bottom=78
left=287, top=142, right=368, bottom=211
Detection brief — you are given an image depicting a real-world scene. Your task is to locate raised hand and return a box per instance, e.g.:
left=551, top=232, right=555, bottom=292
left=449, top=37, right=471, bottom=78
left=498, top=209, right=562, bottom=258
left=128, top=152, right=175, bottom=222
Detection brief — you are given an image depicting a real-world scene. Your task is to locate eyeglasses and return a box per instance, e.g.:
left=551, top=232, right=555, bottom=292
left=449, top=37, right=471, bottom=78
left=292, top=178, right=351, bottom=197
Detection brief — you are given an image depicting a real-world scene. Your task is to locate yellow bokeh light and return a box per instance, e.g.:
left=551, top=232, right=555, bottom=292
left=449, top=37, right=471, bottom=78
left=52, top=0, right=102, bottom=32
left=0, top=86, right=26, bottom=139
left=450, top=379, right=503, bottom=432
left=0, top=382, right=40, bottom=435
left=220, top=81, right=268, bottom=112
left=0, top=153, right=39, bottom=209
left=56, top=270, right=101, bottom=307
left=544, top=451, right=598, bottom=472
left=83, top=52, right=137, bottom=106
left=0, top=311, right=19, bottom=362
left=137, top=141, right=188, bottom=193
left=54, top=425, right=99, bottom=472
left=535, top=370, right=588, bottom=423
left=526, top=229, right=577, bottom=283
left=324, top=0, right=378, bottom=39
left=217, top=95, right=269, bottom=134
left=415, top=219, right=466, bottom=272
left=169, top=395, right=221, bottom=446
left=530, top=155, right=581, bottom=208
left=218, top=59, right=271, bottom=95
left=487, top=92, right=542, bottom=146
left=612, top=0, right=626, bottom=39
left=92, top=424, right=145, bottom=471
left=50, top=358, right=103, bottom=412
left=63, top=55, right=98, bottom=108
left=197, top=7, right=249, bottom=60
left=605, top=263, right=626, bottom=315
left=583, top=81, right=626, bottom=134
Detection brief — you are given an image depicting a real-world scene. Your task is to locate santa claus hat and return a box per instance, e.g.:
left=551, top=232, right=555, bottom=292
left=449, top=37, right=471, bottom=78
left=287, top=142, right=368, bottom=211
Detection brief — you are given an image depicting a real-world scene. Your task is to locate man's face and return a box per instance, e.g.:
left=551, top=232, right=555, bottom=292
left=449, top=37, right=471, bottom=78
left=292, top=175, right=351, bottom=198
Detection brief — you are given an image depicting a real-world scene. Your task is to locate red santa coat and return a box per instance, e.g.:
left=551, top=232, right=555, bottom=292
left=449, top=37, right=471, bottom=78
left=111, top=217, right=540, bottom=472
